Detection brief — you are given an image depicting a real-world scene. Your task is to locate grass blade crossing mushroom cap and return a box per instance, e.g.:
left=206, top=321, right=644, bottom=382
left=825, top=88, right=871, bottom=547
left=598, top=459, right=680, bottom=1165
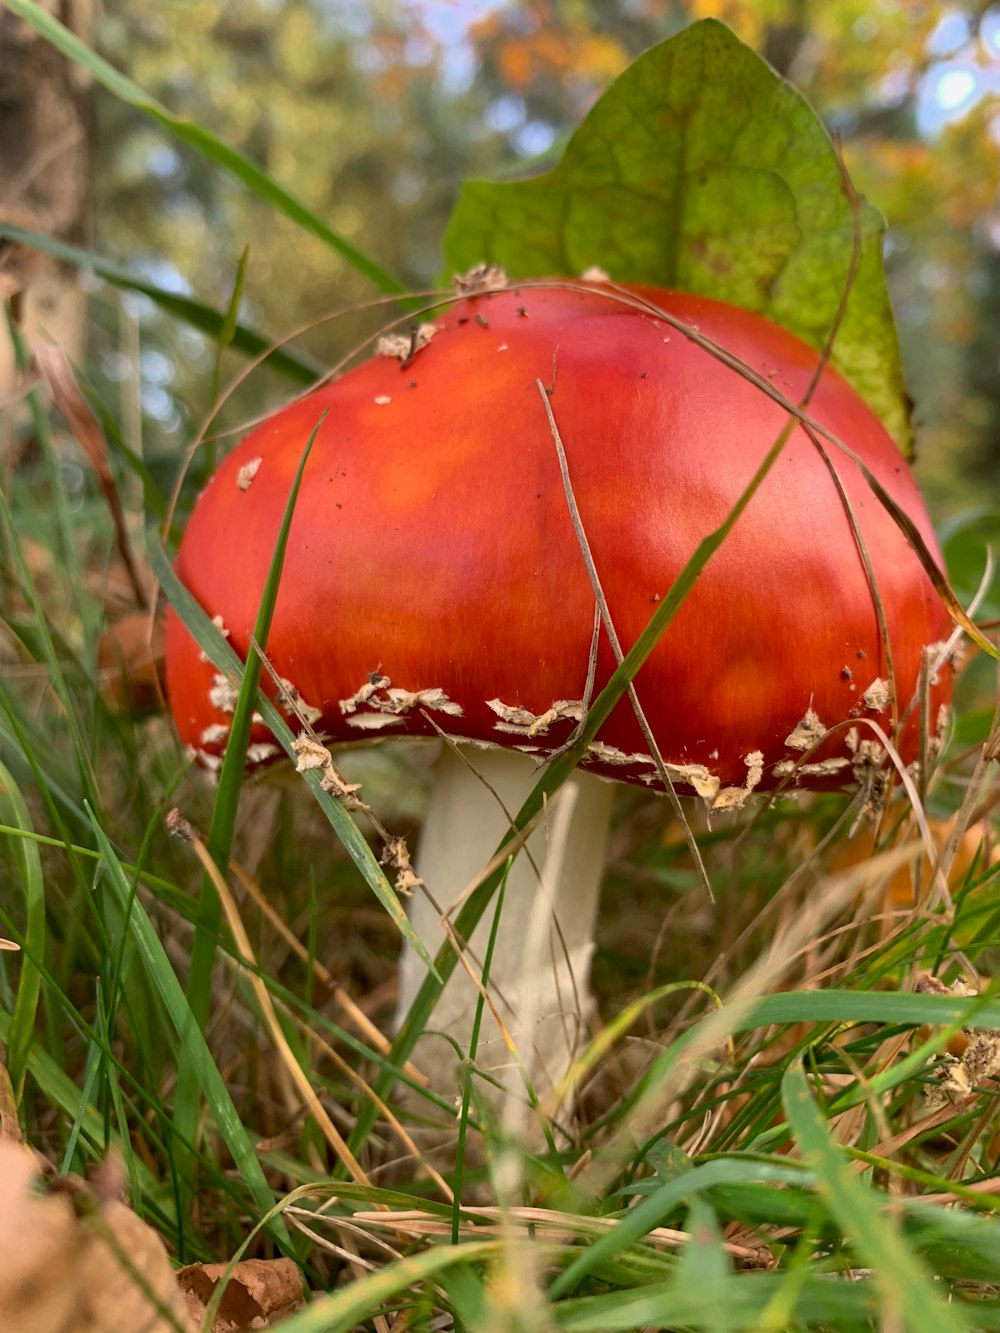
left=166, top=281, right=954, bottom=804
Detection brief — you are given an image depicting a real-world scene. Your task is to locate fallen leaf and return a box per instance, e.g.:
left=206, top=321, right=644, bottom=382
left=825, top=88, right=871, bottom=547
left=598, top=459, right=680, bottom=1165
left=98, top=608, right=167, bottom=713
left=178, top=1258, right=305, bottom=1331
left=34, top=342, right=148, bottom=610
left=0, top=1142, right=194, bottom=1333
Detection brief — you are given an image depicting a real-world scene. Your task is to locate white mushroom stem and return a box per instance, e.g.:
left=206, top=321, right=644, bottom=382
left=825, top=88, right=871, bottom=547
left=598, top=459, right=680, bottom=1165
left=396, top=744, right=615, bottom=1106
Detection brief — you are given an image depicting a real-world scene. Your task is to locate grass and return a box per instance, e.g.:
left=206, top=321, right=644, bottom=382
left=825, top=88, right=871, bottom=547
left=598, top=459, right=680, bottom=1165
left=3, top=327, right=1000, bottom=1332
left=3, top=7, right=1000, bottom=1329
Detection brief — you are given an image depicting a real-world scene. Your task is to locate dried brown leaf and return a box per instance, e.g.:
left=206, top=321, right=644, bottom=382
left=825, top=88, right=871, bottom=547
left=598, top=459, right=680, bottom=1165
left=33, top=342, right=148, bottom=609
left=0, top=1142, right=193, bottom=1333
left=98, top=609, right=166, bottom=713
left=177, top=1258, right=305, bottom=1331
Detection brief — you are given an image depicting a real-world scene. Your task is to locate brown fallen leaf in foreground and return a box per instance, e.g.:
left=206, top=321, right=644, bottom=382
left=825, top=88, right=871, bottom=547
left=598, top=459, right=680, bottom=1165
left=178, top=1257, right=306, bottom=1330
left=0, top=1142, right=194, bottom=1333
left=98, top=607, right=167, bottom=714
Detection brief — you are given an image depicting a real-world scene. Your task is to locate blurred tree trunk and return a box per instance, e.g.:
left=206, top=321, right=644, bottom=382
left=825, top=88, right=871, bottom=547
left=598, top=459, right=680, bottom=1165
left=0, top=1, right=93, bottom=407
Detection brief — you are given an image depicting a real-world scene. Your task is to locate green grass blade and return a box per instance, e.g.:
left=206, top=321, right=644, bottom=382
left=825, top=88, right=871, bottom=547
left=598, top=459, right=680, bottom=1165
left=0, top=222, right=321, bottom=385
left=0, top=442, right=101, bottom=812
left=85, top=804, right=295, bottom=1253
left=0, top=761, right=46, bottom=1102
left=548, top=1159, right=810, bottom=1300
left=552, top=1273, right=888, bottom=1331
left=348, top=412, right=834, bottom=1163
left=781, top=1058, right=970, bottom=1333
left=0, top=1008, right=163, bottom=1195
left=59, top=1018, right=106, bottom=1174
left=730, top=988, right=1000, bottom=1032
left=673, top=1195, right=731, bottom=1295
left=272, top=1240, right=498, bottom=1333
left=0, top=0, right=406, bottom=296
left=149, top=544, right=432, bottom=969
left=174, top=413, right=323, bottom=1200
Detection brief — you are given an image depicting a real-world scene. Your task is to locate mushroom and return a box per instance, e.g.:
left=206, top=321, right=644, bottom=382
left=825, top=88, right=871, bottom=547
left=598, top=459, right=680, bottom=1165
left=165, top=281, right=954, bottom=1101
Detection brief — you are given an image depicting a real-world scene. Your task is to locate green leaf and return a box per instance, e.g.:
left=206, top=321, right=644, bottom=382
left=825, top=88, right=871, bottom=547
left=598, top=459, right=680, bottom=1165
left=445, top=19, right=911, bottom=455
left=781, top=1059, right=970, bottom=1332
left=647, top=1138, right=695, bottom=1186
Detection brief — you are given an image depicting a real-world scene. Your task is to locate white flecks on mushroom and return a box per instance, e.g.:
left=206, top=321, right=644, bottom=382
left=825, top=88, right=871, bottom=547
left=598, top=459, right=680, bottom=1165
left=487, top=697, right=582, bottom=736
left=199, top=615, right=231, bottom=662
left=711, top=750, right=764, bottom=811
left=236, top=457, right=263, bottom=491
left=246, top=742, right=280, bottom=764
left=784, top=707, right=827, bottom=751
left=340, top=674, right=393, bottom=715
left=292, top=735, right=333, bottom=773
left=381, top=834, right=423, bottom=896
left=452, top=263, right=508, bottom=295
left=579, top=265, right=611, bottom=282
left=772, top=755, right=852, bottom=782
left=382, top=687, right=463, bottom=717
left=664, top=762, right=720, bottom=802
left=487, top=699, right=544, bottom=730
left=584, top=741, right=650, bottom=765
left=924, top=639, right=965, bottom=684
left=862, top=677, right=891, bottom=711
left=199, top=722, right=230, bottom=746
left=208, top=673, right=239, bottom=714
left=375, top=323, right=439, bottom=361
left=850, top=737, right=890, bottom=821
left=798, top=757, right=851, bottom=777
left=292, top=734, right=363, bottom=801
left=194, top=749, right=223, bottom=772
left=278, top=678, right=323, bottom=725
left=341, top=675, right=463, bottom=719
left=373, top=395, right=392, bottom=406
left=344, top=713, right=406, bottom=730
left=584, top=742, right=720, bottom=803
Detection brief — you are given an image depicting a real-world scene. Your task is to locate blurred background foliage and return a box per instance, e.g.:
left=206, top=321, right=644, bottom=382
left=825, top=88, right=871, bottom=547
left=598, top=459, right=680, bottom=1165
left=88, top=0, right=999, bottom=524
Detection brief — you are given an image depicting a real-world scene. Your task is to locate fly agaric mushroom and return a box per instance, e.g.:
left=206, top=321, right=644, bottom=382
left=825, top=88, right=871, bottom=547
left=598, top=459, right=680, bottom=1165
left=165, top=280, right=954, bottom=1100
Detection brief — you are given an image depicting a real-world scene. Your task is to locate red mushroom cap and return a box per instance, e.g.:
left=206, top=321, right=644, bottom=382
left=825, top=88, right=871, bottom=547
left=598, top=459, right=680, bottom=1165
left=166, top=282, right=954, bottom=808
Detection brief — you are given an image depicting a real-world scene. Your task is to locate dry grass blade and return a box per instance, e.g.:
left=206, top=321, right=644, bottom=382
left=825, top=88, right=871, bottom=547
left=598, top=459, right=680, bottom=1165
left=535, top=376, right=712, bottom=902
left=165, top=808, right=372, bottom=1189
left=302, top=1028, right=454, bottom=1203
left=227, top=856, right=429, bottom=1088
left=33, top=342, right=148, bottom=608
left=0, top=1058, right=22, bottom=1144
left=333, top=1203, right=763, bottom=1262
